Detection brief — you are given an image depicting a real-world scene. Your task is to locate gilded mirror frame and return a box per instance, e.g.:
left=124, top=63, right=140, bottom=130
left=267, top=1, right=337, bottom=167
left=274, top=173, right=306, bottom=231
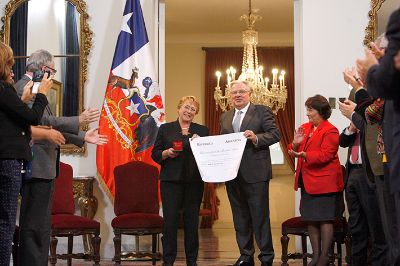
left=0, top=0, right=93, bottom=154
left=364, top=0, right=386, bottom=45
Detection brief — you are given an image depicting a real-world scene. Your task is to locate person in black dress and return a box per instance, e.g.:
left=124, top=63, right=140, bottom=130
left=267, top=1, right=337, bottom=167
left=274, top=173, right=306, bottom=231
left=152, top=96, right=209, bottom=266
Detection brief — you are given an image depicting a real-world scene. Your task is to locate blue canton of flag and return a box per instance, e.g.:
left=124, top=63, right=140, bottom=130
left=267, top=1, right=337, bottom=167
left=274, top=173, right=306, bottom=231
left=111, top=0, right=148, bottom=70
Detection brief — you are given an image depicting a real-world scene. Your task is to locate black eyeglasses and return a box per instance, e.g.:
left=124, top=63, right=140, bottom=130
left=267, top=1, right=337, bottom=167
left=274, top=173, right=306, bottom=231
left=45, top=65, right=57, bottom=74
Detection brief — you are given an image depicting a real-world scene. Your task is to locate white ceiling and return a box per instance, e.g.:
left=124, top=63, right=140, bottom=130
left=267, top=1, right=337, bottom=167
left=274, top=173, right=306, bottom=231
left=165, top=0, right=294, bottom=35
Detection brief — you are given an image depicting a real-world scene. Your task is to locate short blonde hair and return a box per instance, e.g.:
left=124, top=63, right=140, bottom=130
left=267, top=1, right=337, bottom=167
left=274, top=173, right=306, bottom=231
left=0, top=42, right=14, bottom=82
left=177, top=96, right=200, bottom=114
left=229, top=80, right=253, bottom=93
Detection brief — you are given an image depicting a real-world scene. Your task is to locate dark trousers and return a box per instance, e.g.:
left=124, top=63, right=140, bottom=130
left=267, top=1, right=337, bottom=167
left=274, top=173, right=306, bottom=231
left=18, top=178, right=54, bottom=266
left=345, top=166, right=387, bottom=266
left=226, top=172, right=274, bottom=264
left=160, top=181, right=204, bottom=264
left=0, top=160, right=22, bottom=266
left=375, top=165, right=400, bottom=266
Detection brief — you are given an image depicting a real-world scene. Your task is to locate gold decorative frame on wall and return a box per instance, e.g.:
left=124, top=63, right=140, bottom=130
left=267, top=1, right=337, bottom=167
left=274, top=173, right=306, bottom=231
left=364, top=0, right=386, bottom=45
left=0, top=0, right=93, bottom=154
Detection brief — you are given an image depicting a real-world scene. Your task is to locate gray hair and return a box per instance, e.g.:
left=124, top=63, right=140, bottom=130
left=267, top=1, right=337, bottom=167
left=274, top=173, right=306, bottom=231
left=26, top=49, right=54, bottom=72
left=229, top=80, right=253, bottom=92
left=375, top=33, right=388, bottom=49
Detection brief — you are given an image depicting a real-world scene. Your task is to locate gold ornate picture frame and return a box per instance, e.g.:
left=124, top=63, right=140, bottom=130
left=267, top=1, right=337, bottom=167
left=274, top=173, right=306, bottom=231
left=364, top=0, right=386, bottom=45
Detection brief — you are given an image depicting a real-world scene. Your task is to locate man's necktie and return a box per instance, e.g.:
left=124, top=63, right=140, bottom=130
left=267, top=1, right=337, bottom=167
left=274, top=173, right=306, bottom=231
left=233, top=110, right=242, bottom=133
left=351, top=133, right=360, bottom=163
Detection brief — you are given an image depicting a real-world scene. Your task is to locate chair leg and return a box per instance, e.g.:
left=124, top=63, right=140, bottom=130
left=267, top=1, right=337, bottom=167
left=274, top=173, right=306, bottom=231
left=337, top=242, right=342, bottom=266
left=49, top=236, right=58, bottom=266
left=92, top=234, right=101, bottom=266
left=301, top=235, right=308, bottom=266
left=152, top=234, right=157, bottom=266
left=135, top=235, right=140, bottom=253
left=328, top=242, right=335, bottom=266
left=113, top=232, right=122, bottom=265
left=67, top=235, right=73, bottom=266
left=280, top=233, right=289, bottom=266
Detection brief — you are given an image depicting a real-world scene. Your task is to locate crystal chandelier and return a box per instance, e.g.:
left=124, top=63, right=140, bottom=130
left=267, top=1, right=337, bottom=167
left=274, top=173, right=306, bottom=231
left=214, top=0, right=287, bottom=114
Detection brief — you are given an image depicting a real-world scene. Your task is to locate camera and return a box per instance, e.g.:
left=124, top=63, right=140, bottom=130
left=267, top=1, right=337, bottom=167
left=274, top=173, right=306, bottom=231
left=32, top=70, right=51, bottom=82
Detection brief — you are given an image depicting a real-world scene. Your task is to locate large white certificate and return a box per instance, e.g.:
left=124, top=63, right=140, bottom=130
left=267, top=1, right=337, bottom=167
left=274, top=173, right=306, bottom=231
left=190, top=132, right=247, bottom=182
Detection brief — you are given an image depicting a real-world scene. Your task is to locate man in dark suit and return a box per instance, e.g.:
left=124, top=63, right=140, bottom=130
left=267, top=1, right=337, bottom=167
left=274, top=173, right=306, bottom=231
left=339, top=99, right=387, bottom=265
left=220, top=80, right=281, bottom=266
left=357, top=8, right=400, bottom=194
left=356, top=8, right=400, bottom=264
left=15, top=49, right=106, bottom=266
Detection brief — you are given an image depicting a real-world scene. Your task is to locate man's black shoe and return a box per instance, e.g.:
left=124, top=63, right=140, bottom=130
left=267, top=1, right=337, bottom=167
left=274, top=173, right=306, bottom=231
left=233, top=259, right=255, bottom=266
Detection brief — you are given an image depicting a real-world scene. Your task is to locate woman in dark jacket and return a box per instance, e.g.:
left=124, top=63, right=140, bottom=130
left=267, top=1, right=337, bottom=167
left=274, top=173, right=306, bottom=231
left=0, top=41, right=52, bottom=265
left=152, top=96, right=209, bottom=266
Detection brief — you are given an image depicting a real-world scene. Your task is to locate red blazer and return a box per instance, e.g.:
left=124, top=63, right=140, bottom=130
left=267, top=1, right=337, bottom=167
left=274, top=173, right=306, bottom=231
left=289, top=120, right=344, bottom=194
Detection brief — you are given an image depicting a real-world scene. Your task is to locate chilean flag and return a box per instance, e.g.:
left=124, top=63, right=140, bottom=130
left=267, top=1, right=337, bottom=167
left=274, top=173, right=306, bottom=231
left=97, top=0, right=164, bottom=197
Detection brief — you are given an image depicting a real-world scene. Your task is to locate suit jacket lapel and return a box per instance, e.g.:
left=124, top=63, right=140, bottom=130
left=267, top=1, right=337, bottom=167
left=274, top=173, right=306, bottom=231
left=225, top=109, right=235, bottom=133
left=240, top=104, right=254, bottom=131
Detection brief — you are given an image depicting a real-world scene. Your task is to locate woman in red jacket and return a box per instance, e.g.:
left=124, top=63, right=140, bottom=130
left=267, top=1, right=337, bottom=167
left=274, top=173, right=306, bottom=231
left=288, top=95, right=344, bottom=266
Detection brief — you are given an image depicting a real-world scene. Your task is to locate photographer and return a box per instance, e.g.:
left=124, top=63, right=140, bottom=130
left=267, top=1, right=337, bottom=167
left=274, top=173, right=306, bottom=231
left=15, top=49, right=107, bottom=266
left=0, top=42, right=52, bottom=266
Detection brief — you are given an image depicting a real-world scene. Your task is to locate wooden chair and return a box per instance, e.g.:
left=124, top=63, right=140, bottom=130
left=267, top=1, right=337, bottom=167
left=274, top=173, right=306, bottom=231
left=112, top=161, right=163, bottom=265
left=281, top=165, right=351, bottom=266
left=280, top=216, right=351, bottom=266
left=49, top=162, right=101, bottom=266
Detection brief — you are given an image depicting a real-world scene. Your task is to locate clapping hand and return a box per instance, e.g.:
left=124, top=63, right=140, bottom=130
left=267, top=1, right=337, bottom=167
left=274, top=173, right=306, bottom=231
left=288, top=149, right=306, bottom=159
left=293, top=126, right=305, bottom=146
left=356, top=48, right=379, bottom=82
left=84, top=128, right=108, bottom=145
left=79, top=108, right=101, bottom=126
left=338, top=99, right=356, bottom=120
left=343, top=67, right=363, bottom=89
left=370, top=42, right=385, bottom=60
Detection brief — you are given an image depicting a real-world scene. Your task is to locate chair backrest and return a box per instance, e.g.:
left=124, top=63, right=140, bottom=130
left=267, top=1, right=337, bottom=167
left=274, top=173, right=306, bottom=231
left=51, top=162, right=75, bottom=215
left=113, top=161, right=159, bottom=216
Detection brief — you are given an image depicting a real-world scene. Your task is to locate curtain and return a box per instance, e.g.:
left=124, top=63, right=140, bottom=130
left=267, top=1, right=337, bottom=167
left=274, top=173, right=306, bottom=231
left=64, top=2, right=80, bottom=116
left=204, top=47, right=295, bottom=172
left=10, top=2, right=28, bottom=82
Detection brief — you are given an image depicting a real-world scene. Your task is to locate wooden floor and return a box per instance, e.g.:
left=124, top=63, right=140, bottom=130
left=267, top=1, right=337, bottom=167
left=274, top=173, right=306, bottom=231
left=51, top=227, right=347, bottom=266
